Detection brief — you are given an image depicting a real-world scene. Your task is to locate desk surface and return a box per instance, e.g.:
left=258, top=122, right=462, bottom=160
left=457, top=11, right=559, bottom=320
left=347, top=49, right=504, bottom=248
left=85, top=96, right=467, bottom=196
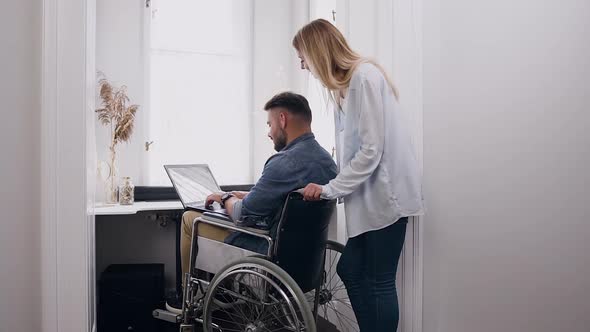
left=94, top=200, right=183, bottom=216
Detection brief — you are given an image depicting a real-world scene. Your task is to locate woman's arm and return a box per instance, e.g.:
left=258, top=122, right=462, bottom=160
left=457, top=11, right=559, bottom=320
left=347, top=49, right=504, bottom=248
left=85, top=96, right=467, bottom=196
left=321, top=78, right=385, bottom=200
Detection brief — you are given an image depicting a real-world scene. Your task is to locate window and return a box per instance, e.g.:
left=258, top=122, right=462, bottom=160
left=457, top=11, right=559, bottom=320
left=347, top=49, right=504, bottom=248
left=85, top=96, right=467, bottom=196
left=145, top=0, right=253, bottom=186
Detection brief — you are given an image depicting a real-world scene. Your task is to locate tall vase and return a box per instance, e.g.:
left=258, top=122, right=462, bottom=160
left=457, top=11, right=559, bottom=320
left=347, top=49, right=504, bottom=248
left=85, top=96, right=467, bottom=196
left=105, top=144, right=118, bottom=204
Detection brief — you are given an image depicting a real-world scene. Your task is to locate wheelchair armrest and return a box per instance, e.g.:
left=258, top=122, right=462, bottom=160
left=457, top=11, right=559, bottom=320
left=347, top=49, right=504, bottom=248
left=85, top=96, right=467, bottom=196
left=197, top=213, right=271, bottom=239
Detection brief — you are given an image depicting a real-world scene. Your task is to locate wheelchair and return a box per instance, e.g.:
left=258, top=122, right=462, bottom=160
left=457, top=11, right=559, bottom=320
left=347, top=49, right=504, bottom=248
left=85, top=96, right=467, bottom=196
left=153, top=192, right=359, bottom=332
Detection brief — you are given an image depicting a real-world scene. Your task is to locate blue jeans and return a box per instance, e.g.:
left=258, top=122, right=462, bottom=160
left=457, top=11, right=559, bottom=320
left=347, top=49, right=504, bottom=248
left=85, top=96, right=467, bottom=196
left=337, top=218, right=408, bottom=332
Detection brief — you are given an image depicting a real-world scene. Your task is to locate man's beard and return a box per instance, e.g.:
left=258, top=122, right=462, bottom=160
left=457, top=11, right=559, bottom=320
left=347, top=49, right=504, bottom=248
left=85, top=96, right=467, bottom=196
left=273, top=129, right=287, bottom=152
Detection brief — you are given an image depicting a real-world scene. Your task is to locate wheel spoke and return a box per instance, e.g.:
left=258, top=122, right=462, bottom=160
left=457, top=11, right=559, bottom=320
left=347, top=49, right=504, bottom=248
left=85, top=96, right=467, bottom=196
left=313, top=243, right=359, bottom=332
left=204, top=258, right=314, bottom=331
left=326, top=300, right=359, bottom=331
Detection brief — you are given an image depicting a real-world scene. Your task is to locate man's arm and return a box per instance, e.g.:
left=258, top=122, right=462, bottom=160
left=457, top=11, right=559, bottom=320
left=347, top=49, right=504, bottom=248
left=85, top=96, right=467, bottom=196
left=224, top=196, right=241, bottom=220
left=207, top=154, right=299, bottom=226
left=231, top=191, right=249, bottom=199
left=239, top=154, right=302, bottom=227
left=205, top=192, right=245, bottom=222
left=224, top=192, right=249, bottom=222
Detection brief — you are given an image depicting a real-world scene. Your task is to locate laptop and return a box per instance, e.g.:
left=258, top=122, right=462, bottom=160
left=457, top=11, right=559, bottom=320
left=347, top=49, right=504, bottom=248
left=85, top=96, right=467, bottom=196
left=164, top=164, right=230, bottom=218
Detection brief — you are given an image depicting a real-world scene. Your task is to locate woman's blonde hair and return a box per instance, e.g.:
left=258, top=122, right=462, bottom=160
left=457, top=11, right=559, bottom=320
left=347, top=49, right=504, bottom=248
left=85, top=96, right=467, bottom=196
left=292, top=18, right=398, bottom=105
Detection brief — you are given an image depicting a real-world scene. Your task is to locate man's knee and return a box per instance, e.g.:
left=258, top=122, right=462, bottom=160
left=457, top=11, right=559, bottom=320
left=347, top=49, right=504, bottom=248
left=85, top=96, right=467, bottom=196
left=197, top=223, right=231, bottom=242
left=182, top=211, right=202, bottom=236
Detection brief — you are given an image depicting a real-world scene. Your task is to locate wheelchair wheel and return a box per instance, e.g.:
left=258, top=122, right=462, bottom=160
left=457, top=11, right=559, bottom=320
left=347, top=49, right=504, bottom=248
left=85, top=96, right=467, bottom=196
left=203, top=256, right=316, bottom=332
left=312, top=240, right=359, bottom=332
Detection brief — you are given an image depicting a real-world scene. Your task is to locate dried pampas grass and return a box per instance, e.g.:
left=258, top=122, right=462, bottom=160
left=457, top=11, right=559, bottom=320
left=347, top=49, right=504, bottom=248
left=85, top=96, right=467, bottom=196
left=95, top=72, right=140, bottom=203
left=96, top=72, right=139, bottom=147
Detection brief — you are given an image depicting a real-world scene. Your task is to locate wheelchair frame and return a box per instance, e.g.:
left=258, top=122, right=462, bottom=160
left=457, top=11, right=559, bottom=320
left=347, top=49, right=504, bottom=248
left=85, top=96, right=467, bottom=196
left=153, top=193, right=356, bottom=332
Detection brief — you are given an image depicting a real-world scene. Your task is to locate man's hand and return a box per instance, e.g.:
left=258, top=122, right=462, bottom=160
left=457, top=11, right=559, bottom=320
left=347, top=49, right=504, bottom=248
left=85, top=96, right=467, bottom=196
left=205, top=192, right=224, bottom=208
left=231, top=191, right=250, bottom=199
left=302, top=183, right=322, bottom=201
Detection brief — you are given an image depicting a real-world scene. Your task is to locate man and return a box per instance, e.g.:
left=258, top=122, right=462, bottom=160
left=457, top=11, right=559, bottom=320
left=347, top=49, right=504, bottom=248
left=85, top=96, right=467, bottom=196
left=166, top=92, right=337, bottom=313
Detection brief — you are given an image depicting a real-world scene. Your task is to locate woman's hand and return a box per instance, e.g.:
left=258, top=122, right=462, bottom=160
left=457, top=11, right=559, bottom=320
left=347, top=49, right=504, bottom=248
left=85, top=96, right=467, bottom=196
left=302, top=183, right=323, bottom=201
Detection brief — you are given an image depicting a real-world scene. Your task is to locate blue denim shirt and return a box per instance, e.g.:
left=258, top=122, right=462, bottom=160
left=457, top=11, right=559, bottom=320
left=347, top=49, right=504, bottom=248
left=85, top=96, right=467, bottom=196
left=224, top=133, right=337, bottom=253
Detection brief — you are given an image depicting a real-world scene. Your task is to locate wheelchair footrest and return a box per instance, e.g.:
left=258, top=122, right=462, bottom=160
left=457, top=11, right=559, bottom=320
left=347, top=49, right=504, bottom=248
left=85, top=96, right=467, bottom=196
left=179, top=323, right=195, bottom=332
left=152, top=309, right=181, bottom=323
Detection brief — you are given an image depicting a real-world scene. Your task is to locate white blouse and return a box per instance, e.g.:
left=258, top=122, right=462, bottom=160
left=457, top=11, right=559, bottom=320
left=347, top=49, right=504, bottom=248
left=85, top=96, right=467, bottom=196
left=321, top=62, right=424, bottom=238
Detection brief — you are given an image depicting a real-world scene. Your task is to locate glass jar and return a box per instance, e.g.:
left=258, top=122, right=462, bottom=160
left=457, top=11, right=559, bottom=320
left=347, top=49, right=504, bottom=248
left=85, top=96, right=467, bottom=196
left=118, top=176, right=135, bottom=205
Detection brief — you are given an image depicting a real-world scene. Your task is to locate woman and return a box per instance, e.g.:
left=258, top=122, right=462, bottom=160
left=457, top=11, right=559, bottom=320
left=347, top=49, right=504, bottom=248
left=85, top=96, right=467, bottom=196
left=295, top=19, right=424, bottom=331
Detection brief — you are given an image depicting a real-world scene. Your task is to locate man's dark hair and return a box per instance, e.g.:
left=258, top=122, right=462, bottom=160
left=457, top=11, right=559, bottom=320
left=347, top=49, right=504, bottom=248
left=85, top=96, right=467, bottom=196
left=264, top=92, right=312, bottom=123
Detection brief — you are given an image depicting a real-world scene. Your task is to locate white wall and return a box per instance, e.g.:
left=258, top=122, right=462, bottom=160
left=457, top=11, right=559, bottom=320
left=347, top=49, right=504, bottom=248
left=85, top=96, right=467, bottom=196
left=0, top=0, right=41, bottom=331
left=422, top=0, right=590, bottom=331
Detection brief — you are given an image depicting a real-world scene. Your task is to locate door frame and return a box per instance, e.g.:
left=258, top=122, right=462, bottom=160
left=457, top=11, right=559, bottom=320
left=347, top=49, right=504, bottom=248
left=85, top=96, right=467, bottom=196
left=41, top=0, right=96, bottom=331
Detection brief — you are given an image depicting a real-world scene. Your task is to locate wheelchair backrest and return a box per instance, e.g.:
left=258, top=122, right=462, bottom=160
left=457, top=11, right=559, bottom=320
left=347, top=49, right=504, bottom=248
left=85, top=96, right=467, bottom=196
left=272, top=192, right=336, bottom=293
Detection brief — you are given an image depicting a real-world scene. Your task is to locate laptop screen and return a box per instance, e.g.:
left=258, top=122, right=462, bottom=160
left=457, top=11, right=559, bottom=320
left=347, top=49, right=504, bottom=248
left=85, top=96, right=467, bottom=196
left=164, top=164, right=221, bottom=206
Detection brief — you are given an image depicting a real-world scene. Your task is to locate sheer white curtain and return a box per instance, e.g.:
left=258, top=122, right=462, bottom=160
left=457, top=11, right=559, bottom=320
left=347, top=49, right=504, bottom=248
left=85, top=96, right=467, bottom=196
left=306, top=0, right=423, bottom=169
left=306, top=2, right=424, bottom=331
left=343, top=3, right=424, bottom=332
left=146, top=0, right=253, bottom=186
left=344, top=0, right=424, bottom=169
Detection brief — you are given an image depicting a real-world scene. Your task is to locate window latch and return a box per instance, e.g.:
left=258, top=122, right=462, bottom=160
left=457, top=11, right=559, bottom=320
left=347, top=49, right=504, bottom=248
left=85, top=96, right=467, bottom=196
left=145, top=141, right=154, bottom=151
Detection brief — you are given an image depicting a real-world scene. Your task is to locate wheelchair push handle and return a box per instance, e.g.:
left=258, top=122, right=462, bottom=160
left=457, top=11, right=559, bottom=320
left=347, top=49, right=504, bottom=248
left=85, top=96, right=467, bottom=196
left=294, top=188, right=330, bottom=201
